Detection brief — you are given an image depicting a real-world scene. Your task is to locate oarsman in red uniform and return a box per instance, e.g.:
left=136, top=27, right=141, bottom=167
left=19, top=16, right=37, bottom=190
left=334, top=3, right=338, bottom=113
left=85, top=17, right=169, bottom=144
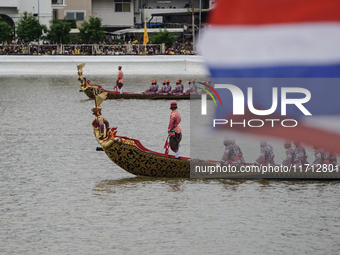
left=282, top=141, right=301, bottom=168
left=143, top=79, right=153, bottom=94
left=168, top=102, right=182, bottom=159
left=202, top=78, right=213, bottom=93
left=221, top=139, right=246, bottom=166
left=143, top=79, right=158, bottom=94
left=192, top=78, right=197, bottom=92
left=170, top=79, right=184, bottom=94
left=170, top=80, right=179, bottom=94
left=312, top=146, right=330, bottom=165
left=154, top=78, right=159, bottom=92
left=178, top=78, right=183, bottom=92
left=157, top=80, right=168, bottom=94
left=294, top=141, right=309, bottom=165
left=185, top=78, right=198, bottom=94
left=329, top=151, right=338, bottom=168
left=254, top=141, right=275, bottom=167
left=116, top=66, right=124, bottom=94
left=166, top=79, right=171, bottom=92
left=184, top=79, right=192, bottom=94
left=305, top=146, right=334, bottom=171
left=201, top=79, right=207, bottom=93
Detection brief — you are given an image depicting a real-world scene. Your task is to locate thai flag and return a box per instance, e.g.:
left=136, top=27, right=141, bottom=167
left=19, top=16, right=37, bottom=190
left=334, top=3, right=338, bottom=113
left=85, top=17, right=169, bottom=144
left=198, top=0, right=340, bottom=155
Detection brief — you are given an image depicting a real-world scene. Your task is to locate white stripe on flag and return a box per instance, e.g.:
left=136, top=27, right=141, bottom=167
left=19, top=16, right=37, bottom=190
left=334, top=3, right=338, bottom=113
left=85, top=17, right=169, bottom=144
left=198, top=22, right=340, bottom=68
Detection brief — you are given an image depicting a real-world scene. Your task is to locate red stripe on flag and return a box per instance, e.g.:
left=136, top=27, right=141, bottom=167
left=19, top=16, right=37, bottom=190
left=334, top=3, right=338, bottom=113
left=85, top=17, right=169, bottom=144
left=218, top=122, right=340, bottom=155
left=209, top=0, right=340, bottom=25
left=250, top=125, right=340, bottom=156
left=217, top=110, right=340, bottom=155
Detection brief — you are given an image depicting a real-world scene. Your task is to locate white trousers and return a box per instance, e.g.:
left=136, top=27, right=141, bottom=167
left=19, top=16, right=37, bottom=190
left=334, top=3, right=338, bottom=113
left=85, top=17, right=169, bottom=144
left=175, top=145, right=180, bottom=158
left=120, top=86, right=124, bottom=94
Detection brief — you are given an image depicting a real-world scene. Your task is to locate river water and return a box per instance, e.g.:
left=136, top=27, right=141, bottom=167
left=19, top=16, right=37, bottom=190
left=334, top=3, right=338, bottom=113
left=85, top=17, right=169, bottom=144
left=1, top=74, right=340, bottom=254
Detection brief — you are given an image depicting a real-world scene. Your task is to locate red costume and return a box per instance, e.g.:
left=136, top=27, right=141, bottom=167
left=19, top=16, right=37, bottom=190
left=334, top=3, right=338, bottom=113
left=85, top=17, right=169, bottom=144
left=168, top=109, right=181, bottom=134
left=168, top=102, right=182, bottom=157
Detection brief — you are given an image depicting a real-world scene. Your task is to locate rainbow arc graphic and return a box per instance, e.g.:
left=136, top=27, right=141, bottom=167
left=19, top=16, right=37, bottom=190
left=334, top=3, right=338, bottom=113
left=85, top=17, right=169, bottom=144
left=198, top=84, right=222, bottom=115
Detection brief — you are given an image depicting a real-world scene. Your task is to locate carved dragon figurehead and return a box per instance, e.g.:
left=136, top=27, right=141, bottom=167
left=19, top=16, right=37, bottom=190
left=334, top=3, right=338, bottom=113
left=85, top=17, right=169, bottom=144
left=92, top=92, right=122, bottom=147
left=92, top=91, right=108, bottom=116
left=92, top=91, right=109, bottom=140
left=77, top=62, right=85, bottom=75
left=77, top=63, right=87, bottom=88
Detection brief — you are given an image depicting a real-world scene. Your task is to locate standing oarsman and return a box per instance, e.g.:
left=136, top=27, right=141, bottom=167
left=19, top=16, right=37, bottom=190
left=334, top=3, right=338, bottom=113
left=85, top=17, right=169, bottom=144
left=116, top=66, right=124, bottom=94
left=168, top=102, right=182, bottom=159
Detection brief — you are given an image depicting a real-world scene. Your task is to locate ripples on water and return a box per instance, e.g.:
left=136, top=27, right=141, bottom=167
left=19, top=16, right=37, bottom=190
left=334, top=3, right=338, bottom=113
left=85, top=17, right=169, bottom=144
left=0, top=75, right=339, bottom=254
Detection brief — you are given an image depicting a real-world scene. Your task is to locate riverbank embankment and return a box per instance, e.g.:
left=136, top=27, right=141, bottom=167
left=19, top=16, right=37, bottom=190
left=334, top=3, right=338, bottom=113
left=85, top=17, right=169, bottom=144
left=0, top=55, right=209, bottom=75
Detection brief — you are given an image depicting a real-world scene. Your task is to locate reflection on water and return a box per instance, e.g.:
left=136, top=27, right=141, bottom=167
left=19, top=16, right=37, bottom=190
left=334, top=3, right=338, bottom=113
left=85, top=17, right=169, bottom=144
left=95, top=177, right=190, bottom=193
left=0, top=75, right=340, bottom=254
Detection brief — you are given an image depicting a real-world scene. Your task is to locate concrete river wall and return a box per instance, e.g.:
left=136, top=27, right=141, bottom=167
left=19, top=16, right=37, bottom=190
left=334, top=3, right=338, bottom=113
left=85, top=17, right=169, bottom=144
left=0, top=55, right=209, bottom=75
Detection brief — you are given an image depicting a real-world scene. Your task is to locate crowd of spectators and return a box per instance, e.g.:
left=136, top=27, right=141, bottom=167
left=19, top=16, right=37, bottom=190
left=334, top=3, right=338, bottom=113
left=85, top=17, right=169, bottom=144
left=0, top=40, right=195, bottom=55
left=165, top=41, right=194, bottom=55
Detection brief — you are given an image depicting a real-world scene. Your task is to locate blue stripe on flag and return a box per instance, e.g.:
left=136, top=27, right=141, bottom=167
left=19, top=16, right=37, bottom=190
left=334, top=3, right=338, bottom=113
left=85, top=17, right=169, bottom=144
left=210, top=64, right=340, bottom=78
left=213, top=78, right=340, bottom=119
